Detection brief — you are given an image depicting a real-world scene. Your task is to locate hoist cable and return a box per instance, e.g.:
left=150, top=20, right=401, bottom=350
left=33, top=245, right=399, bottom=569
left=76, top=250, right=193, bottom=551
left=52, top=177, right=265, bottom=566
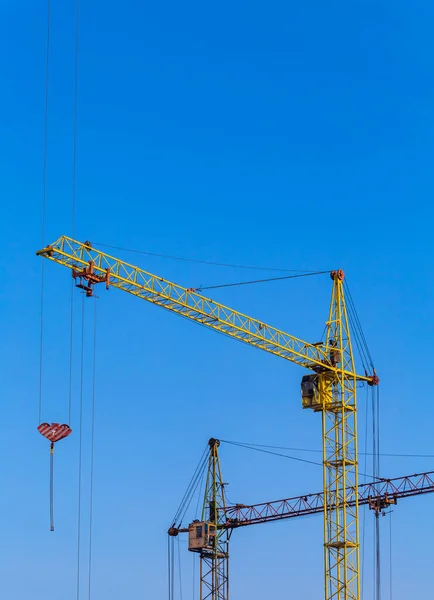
left=389, top=512, right=393, bottom=600
left=68, top=289, right=74, bottom=425
left=94, top=242, right=323, bottom=274
left=377, top=385, right=381, bottom=472
left=68, top=0, right=80, bottom=426
left=168, top=536, right=172, bottom=600
left=192, top=553, right=196, bottom=600
left=71, top=0, right=79, bottom=241
left=194, top=271, right=329, bottom=292
left=76, top=296, right=85, bottom=600
left=39, top=266, right=45, bottom=424
left=372, top=384, right=382, bottom=600
left=361, top=384, right=369, bottom=598
left=39, top=0, right=52, bottom=425
left=375, top=514, right=381, bottom=600
left=177, top=537, right=183, bottom=600
left=168, top=536, right=175, bottom=600
left=87, top=299, right=97, bottom=600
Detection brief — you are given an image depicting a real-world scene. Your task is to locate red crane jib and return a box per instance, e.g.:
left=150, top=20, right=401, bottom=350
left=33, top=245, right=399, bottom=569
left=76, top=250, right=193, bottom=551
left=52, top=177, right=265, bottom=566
left=222, top=471, right=434, bottom=527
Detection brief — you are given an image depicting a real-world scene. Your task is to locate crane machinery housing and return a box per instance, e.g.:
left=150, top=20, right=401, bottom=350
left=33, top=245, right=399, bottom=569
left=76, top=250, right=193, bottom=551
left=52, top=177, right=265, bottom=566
left=37, top=235, right=380, bottom=600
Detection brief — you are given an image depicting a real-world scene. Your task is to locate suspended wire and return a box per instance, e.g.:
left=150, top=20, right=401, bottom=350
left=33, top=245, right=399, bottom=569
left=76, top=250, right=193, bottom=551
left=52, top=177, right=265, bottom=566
left=177, top=455, right=208, bottom=526
left=71, top=0, right=79, bottom=240
left=346, top=296, right=369, bottom=371
left=68, top=0, right=80, bottom=426
left=41, top=0, right=51, bottom=245
left=87, top=300, right=97, bottom=600
left=68, top=289, right=74, bottom=425
left=168, top=536, right=172, bottom=600
left=195, top=460, right=206, bottom=520
left=218, top=440, right=434, bottom=459
left=171, top=537, right=175, bottom=600
left=49, top=443, right=55, bottom=531
left=345, top=290, right=370, bottom=373
left=221, top=440, right=392, bottom=482
left=346, top=306, right=370, bottom=374
left=94, top=242, right=323, bottom=274
left=389, top=512, right=393, bottom=600
left=76, top=297, right=85, bottom=600
left=168, top=536, right=175, bottom=600
left=221, top=439, right=324, bottom=468
left=361, top=384, right=369, bottom=598
left=375, top=513, right=381, bottom=600
left=192, top=553, right=196, bottom=600
left=372, top=384, right=382, bottom=600
left=172, top=447, right=208, bottom=527
left=39, top=270, right=45, bottom=424
left=194, top=271, right=329, bottom=292
left=39, top=0, right=52, bottom=425
left=177, top=537, right=183, bottom=600
left=344, top=281, right=375, bottom=370
left=377, top=386, right=381, bottom=472
left=172, top=450, right=207, bottom=526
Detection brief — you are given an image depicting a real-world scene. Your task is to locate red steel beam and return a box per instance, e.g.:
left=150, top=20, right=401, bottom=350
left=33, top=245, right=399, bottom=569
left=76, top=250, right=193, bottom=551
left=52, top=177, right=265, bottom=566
left=222, top=470, right=434, bottom=528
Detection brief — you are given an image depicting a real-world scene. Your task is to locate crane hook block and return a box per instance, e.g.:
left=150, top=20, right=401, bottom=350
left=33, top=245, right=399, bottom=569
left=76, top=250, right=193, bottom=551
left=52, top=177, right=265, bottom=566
left=72, top=260, right=110, bottom=297
left=38, top=423, right=72, bottom=443
left=38, top=423, right=72, bottom=532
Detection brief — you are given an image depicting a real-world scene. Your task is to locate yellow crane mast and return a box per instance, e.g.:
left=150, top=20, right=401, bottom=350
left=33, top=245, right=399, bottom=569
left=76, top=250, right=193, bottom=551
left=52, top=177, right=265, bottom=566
left=37, top=235, right=379, bottom=600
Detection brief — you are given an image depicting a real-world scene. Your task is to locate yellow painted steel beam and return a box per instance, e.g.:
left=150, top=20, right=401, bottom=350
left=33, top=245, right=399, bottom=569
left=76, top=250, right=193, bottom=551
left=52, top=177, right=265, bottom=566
left=36, top=236, right=372, bottom=384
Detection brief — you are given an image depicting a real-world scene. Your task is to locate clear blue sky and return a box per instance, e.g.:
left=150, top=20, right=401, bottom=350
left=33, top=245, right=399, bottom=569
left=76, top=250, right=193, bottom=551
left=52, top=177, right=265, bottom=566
left=1, top=0, right=433, bottom=598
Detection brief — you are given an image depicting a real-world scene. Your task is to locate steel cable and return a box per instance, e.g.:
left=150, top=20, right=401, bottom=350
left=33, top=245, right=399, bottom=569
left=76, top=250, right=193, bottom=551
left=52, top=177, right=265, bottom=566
left=94, top=242, right=324, bottom=274
left=87, top=299, right=97, bottom=600
left=344, top=281, right=375, bottom=370
left=194, top=271, right=329, bottom=292
left=172, top=447, right=208, bottom=526
left=39, top=0, right=52, bottom=425
left=221, top=439, right=392, bottom=482
left=76, top=296, right=85, bottom=600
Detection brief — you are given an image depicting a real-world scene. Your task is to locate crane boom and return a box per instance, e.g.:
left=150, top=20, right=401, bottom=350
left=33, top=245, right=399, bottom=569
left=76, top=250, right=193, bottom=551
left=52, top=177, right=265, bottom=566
left=36, top=236, right=373, bottom=381
left=221, top=470, right=434, bottom=528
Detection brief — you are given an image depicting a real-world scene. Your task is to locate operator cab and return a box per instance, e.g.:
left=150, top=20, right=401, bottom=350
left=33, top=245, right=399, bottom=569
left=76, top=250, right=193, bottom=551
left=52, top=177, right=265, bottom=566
left=301, top=373, right=333, bottom=410
left=188, top=521, right=217, bottom=552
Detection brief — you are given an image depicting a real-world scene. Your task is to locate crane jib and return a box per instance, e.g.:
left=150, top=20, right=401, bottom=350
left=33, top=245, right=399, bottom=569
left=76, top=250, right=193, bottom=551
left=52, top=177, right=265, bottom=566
left=36, top=236, right=377, bottom=385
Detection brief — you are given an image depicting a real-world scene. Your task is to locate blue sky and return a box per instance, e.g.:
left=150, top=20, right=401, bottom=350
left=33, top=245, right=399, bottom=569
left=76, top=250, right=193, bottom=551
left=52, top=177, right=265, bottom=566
left=1, top=0, right=433, bottom=598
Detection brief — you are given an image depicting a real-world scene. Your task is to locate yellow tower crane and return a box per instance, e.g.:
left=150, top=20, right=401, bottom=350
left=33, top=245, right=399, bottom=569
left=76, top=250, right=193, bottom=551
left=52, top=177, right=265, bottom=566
left=37, top=236, right=379, bottom=600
